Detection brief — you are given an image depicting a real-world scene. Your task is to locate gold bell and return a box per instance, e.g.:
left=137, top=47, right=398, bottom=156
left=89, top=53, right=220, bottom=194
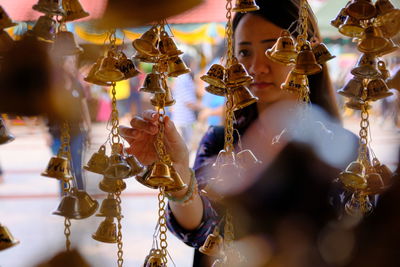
left=345, top=192, right=373, bottom=217
left=150, top=82, right=176, bottom=107
left=357, top=26, right=390, bottom=54
left=231, top=85, right=258, bottom=111
left=135, top=164, right=159, bottom=190
left=139, top=73, right=165, bottom=94
left=0, top=30, right=14, bottom=55
left=53, top=194, right=81, bottom=218
left=331, top=8, right=348, bottom=28
left=293, top=43, right=322, bottom=75
left=145, top=161, right=175, bottom=188
left=236, top=149, right=261, bottom=169
left=205, top=85, right=226, bottom=97
left=52, top=28, right=83, bottom=56
left=62, top=0, right=90, bottom=22
left=212, top=149, right=236, bottom=169
left=0, top=6, right=17, bottom=30
left=104, top=153, right=131, bottom=179
left=31, top=15, right=56, bottom=42
left=0, top=118, right=15, bottom=145
left=312, top=43, right=335, bottom=64
left=168, top=56, right=191, bottom=77
left=364, top=169, right=385, bottom=195
left=226, top=61, right=253, bottom=86
left=41, top=155, right=72, bottom=180
left=116, top=52, right=140, bottom=79
left=125, top=154, right=144, bottom=177
left=84, top=145, right=109, bottom=175
left=132, top=50, right=157, bottom=63
left=376, top=37, right=399, bottom=56
left=269, top=30, right=297, bottom=65
left=99, top=177, right=127, bottom=193
left=96, top=195, right=121, bottom=218
left=84, top=58, right=111, bottom=86
left=95, top=51, right=125, bottom=83
left=338, top=16, right=364, bottom=38
left=337, top=76, right=364, bottom=99
left=0, top=223, right=19, bottom=251
left=165, top=165, right=187, bottom=192
left=375, top=0, right=400, bottom=38
left=339, top=161, right=367, bottom=190
left=372, top=158, right=393, bottom=187
left=378, top=61, right=390, bottom=80
left=346, top=0, right=376, bottom=20
left=159, top=30, right=183, bottom=57
left=199, top=228, right=225, bottom=257
left=345, top=98, right=372, bottom=110
left=366, top=78, right=393, bottom=101
left=92, top=217, right=117, bottom=243
left=32, top=0, right=64, bottom=16
left=232, top=0, right=260, bottom=12
left=132, top=26, right=160, bottom=57
left=351, top=53, right=380, bottom=78
left=281, top=71, right=309, bottom=94
left=145, top=249, right=165, bottom=267
left=201, top=64, right=226, bottom=88
left=74, top=190, right=99, bottom=219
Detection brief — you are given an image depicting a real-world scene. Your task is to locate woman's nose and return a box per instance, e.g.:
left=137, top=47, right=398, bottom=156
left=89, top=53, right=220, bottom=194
left=248, top=51, right=271, bottom=76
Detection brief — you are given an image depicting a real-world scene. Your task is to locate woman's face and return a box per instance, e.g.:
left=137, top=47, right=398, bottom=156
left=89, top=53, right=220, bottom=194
left=234, top=14, right=296, bottom=109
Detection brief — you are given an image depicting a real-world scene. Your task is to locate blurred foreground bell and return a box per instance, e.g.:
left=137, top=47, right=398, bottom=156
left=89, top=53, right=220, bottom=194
left=375, top=0, right=400, bottom=38
left=139, top=73, right=165, bottom=93
left=52, top=27, right=83, bottom=56
left=41, top=155, right=72, bottom=180
left=0, top=118, right=15, bottom=145
left=132, top=26, right=160, bottom=56
left=32, top=0, right=64, bottom=16
left=293, top=43, right=322, bottom=75
left=35, top=249, right=90, bottom=267
left=99, top=177, right=127, bottom=193
left=53, top=194, right=80, bottom=218
left=281, top=71, right=309, bottom=94
left=236, top=149, right=261, bottom=169
left=84, top=58, right=111, bottom=86
left=116, top=52, right=140, bottom=79
left=62, top=0, right=90, bottom=22
left=159, top=30, right=183, bottom=57
left=0, top=30, right=14, bottom=55
left=312, top=43, right=335, bottom=64
left=378, top=61, right=390, bottom=80
left=74, top=190, right=98, bottom=219
left=0, top=6, right=17, bottom=30
left=269, top=30, right=297, bottom=65
left=205, top=85, right=226, bottom=96
left=232, top=0, right=260, bottom=12
left=84, top=145, right=109, bottom=174
left=168, top=56, right=191, bottom=77
left=201, top=64, right=226, bottom=88
left=96, top=195, right=121, bottom=218
left=345, top=192, right=373, bottom=217
left=165, top=166, right=187, bottom=192
left=199, top=228, right=224, bottom=257
left=372, top=158, right=393, bottom=186
left=357, top=26, right=389, bottom=53
left=213, top=149, right=236, bottom=169
left=125, top=154, right=144, bottom=177
left=95, top=51, right=124, bottom=82
left=345, top=98, right=372, bottom=110
left=331, top=8, right=348, bottom=28
left=351, top=53, right=380, bottom=78
left=339, top=161, right=367, bottom=190
left=92, top=217, right=117, bottom=243
left=366, top=78, right=392, bottom=101
left=0, top=223, right=19, bottom=251
left=364, top=169, right=385, bottom=195
left=226, top=61, right=253, bottom=86
left=232, top=85, right=258, bottom=111
left=338, top=16, right=364, bottom=38
left=145, top=161, right=174, bottom=187
left=104, top=152, right=131, bottom=179
left=337, top=76, right=364, bottom=99
left=376, top=37, right=399, bottom=56
left=346, top=0, right=376, bottom=20
left=31, top=15, right=56, bottom=42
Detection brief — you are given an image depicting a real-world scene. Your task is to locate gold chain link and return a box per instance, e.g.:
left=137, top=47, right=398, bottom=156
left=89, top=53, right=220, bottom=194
left=115, top=191, right=124, bottom=267
left=64, top=217, right=71, bottom=251
left=358, top=103, right=369, bottom=163
left=225, top=0, right=233, bottom=66
left=299, top=0, right=309, bottom=41
left=158, top=188, right=168, bottom=264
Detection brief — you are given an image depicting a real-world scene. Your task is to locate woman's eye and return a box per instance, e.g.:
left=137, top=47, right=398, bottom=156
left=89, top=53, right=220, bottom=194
left=238, top=49, right=250, bottom=57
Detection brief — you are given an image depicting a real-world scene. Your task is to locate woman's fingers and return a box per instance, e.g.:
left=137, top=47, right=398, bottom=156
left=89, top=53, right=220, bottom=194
left=142, top=110, right=159, bottom=121
left=130, top=115, right=158, bottom=135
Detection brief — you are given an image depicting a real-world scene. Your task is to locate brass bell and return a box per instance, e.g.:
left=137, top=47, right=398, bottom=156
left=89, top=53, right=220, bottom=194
left=281, top=71, right=309, bottom=94
left=0, top=118, right=15, bottom=145
left=165, top=165, right=187, bottom=192
left=150, top=84, right=176, bottom=107
left=366, top=78, right=393, bottom=101
left=0, top=223, right=19, bottom=251
left=95, top=51, right=125, bottom=83
left=104, top=153, right=131, bottom=179
left=0, top=6, right=17, bottom=30
left=99, top=177, right=127, bottom=193
left=357, top=26, right=390, bottom=53
left=74, top=190, right=99, bottom=219
left=139, top=73, right=165, bottom=94
left=52, top=29, right=83, bottom=56
left=31, top=15, right=56, bottom=43
left=205, top=85, right=226, bottom=97
left=125, top=154, right=144, bottom=177
left=132, top=50, right=157, bottom=64
left=378, top=61, right=390, bottom=80
left=293, top=43, right=322, bottom=75
left=92, top=217, right=117, bottom=243
left=231, top=85, right=258, bottom=111
left=212, top=149, right=236, bottom=169
left=232, top=0, right=260, bottom=12
left=53, top=194, right=81, bottom=218
left=351, top=53, right=380, bottom=79
left=364, top=169, right=385, bottom=195
left=32, top=0, right=64, bottom=16
left=339, top=161, right=367, bottom=190
left=312, top=43, right=335, bottom=64
left=345, top=192, right=373, bottom=217
left=145, top=161, right=175, bottom=188
left=375, top=0, right=400, bottom=38
left=376, top=37, right=399, bottom=56
left=269, top=30, right=297, bottom=65
left=236, top=149, right=261, bottom=169
left=145, top=249, right=165, bottom=267
left=338, top=16, right=364, bottom=38
left=372, top=158, right=393, bottom=187
left=84, top=58, right=111, bottom=86
left=331, top=8, right=348, bottom=28
left=159, top=30, right=183, bottom=57
left=199, top=228, right=224, bottom=257
left=84, top=145, right=109, bottom=175
left=346, top=0, right=376, bottom=20
left=201, top=64, right=226, bottom=88
left=168, top=56, right=191, bottom=77
left=132, top=26, right=160, bottom=57
left=226, top=61, right=253, bottom=86
left=116, top=52, right=140, bottom=79
left=41, top=155, right=73, bottom=180
left=345, top=98, right=372, bottom=110
left=337, top=76, right=364, bottom=99
left=36, top=249, right=90, bottom=267
left=0, top=30, right=14, bottom=55
left=135, top=164, right=159, bottom=189
left=62, top=0, right=90, bottom=22
left=96, top=195, right=121, bottom=218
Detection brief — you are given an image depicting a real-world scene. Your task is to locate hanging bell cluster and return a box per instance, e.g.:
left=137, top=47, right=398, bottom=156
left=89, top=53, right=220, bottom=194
left=0, top=223, right=20, bottom=251
left=53, top=188, right=99, bottom=219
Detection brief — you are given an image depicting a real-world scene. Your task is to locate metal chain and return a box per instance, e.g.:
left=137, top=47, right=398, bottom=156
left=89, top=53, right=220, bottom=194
left=115, top=191, right=124, bottom=267
left=358, top=103, right=369, bottom=163
left=110, top=83, right=121, bottom=145
left=225, top=0, right=233, bottom=67
left=64, top=217, right=71, bottom=251
left=224, top=92, right=235, bottom=153
left=158, top=188, right=168, bottom=264
left=224, top=210, right=235, bottom=248
left=299, top=0, right=309, bottom=41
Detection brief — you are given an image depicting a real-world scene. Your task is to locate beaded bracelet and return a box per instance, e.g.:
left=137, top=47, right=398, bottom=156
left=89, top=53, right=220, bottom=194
left=166, top=168, right=198, bottom=206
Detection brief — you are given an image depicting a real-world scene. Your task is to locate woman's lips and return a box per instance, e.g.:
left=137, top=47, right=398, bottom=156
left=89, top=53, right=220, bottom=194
left=250, top=82, right=275, bottom=90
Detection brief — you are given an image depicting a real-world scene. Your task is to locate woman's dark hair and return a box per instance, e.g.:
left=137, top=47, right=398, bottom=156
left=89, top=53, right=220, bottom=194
left=232, top=0, right=341, bottom=130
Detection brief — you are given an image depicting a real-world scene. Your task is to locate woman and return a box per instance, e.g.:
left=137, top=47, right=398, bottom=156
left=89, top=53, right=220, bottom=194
left=120, top=0, right=358, bottom=266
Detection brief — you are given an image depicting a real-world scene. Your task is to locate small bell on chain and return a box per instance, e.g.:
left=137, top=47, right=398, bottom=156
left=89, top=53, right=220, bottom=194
left=84, top=57, right=111, bottom=86
left=199, top=227, right=225, bottom=257
left=53, top=193, right=81, bottom=218
left=363, top=166, right=385, bottom=195
left=226, top=61, right=254, bottom=86
left=139, top=72, right=165, bottom=94
left=52, top=23, right=83, bottom=56
left=201, top=64, right=226, bottom=88
left=31, top=15, right=56, bottom=43
left=74, top=189, right=99, bottom=219
left=0, top=223, right=19, bottom=251
left=124, top=154, right=144, bottom=178
left=0, top=6, right=17, bottom=30
left=92, top=217, right=118, bottom=243
left=267, top=30, right=297, bottom=65
left=338, top=16, right=364, bottom=38
left=331, top=8, right=348, bottom=29
left=145, top=161, right=175, bottom=188
left=135, top=164, right=159, bottom=189
left=0, top=118, right=15, bottom=145
left=167, top=55, right=191, bottom=77
left=357, top=26, right=390, bottom=54
left=150, top=81, right=176, bottom=107
left=158, top=30, right=183, bottom=57
left=32, top=0, right=64, bottom=16
left=231, top=85, right=258, bottom=111
left=116, top=52, right=140, bottom=79
left=281, top=71, right=309, bottom=94
left=99, top=176, right=127, bottom=193
left=205, top=85, right=226, bottom=97
left=366, top=78, right=393, bottom=101
left=95, top=51, right=125, bottom=83
left=293, top=42, right=322, bottom=75
left=62, top=0, right=90, bottom=22
left=104, top=144, right=131, bottom=179
left=345, top=97, right=372, bottom=110
left=145, top=249, right=165, bottom=267
left=372, top=158, right=393, bottom=187
left=84, top=145, right=109, bottom=174
left=345, top=191, right=373, bottom=217
left=376, top=37, right=399, bottom=56
left=165, top=165, right=187, bottom=192
left=312, top=42, right=336, bottom=64
left=339, top=161, right=367, bottom=191
left=132, top=50, right=158, bottom=64
left=346, top=0, right=376, bottom=20
left=378, top=61, right=391, bottom=80
left=132, top=26, right=160, bottom=57
left=232, top=0, right=260, bottom=12
left=337, top=76, right=364, bottom=99
left=375, top=0, right=400, bottom=38
left=351, top=53, right=380, bottom=79
left=41, top=155, right=73, bottom=180
left=96, top=194, right=121, bottom=218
